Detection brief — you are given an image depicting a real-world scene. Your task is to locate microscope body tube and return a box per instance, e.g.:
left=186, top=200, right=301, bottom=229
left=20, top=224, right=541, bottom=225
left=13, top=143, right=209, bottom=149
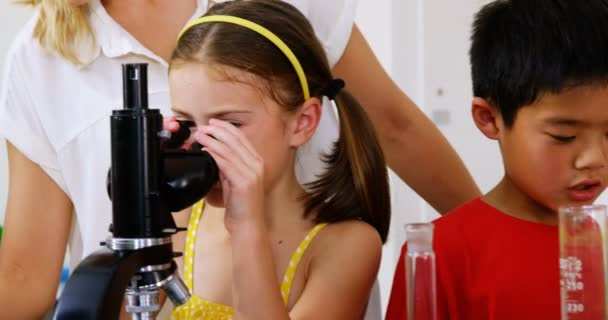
left=110, top=108, right=164, bottom=238
left=110, top=64, right=165, bottom=238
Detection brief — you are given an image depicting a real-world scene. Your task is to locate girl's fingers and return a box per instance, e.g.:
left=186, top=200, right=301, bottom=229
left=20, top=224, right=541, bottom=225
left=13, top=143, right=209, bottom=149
left=195, top=132, right=233, bottom=161
left=197, top=122, right=260, bottom=172
left=203, top=147, right=240, bottom=184
left=209, top=118, right=259, bottom=160
left=202, top=143, right=257, bottom=192
left=199, top=121, right=251, bottom=160
left=196, top=133, right=252, bottom=180
left=197, top=131, right=262, bottom=191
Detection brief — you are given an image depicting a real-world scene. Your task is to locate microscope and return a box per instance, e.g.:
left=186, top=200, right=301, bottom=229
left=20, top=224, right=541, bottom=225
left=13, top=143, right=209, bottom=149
left=50, top=63, right=218, bottom=319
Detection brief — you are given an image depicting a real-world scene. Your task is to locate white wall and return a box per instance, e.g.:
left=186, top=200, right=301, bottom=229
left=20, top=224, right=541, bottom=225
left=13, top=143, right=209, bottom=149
left=0, top=3, right=33, bottom=223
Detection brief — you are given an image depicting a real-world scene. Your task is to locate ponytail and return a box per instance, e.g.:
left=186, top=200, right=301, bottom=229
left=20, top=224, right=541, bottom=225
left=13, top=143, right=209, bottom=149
left=304, top=89, right=391, bottom=243
left=19, top=0, right=94, bottom=66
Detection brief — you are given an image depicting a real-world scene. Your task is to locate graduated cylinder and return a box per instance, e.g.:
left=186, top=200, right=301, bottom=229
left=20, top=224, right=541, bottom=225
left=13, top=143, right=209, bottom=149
left=405, top=223, right=438, bottom=320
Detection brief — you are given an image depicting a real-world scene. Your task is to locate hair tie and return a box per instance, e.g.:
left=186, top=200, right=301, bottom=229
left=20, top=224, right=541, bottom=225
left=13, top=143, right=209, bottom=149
left=321, top=79, right=345, bottom=100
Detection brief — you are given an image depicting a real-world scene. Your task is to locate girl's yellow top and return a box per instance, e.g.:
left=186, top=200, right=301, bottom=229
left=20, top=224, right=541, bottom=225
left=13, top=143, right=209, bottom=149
left=171, top=201, right=327, bottom=320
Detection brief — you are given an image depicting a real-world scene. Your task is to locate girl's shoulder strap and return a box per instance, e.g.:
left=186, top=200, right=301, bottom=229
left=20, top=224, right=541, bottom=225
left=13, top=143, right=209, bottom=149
left=280, top=223, right=328, bottom=306
left=183, top=200, right=205, bottom=290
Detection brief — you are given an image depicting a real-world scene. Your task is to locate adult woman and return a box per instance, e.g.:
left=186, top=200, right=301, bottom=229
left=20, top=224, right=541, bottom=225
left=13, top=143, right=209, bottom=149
left=0, top=0, right=479, bottom=318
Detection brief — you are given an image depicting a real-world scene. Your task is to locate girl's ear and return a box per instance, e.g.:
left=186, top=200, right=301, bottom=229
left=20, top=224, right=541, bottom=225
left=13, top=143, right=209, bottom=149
left=288, top=97, right=322, bottom=147
left=472, top=97, right=502, bottom=140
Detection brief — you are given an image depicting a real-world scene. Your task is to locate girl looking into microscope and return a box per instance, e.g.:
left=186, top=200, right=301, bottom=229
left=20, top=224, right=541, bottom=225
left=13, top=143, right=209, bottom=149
left=166, top=1, right=390, bottom=318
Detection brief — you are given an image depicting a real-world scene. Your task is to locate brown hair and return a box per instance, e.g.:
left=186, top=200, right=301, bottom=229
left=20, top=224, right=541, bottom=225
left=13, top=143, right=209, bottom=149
left=171, top=0, right=391, bottom=242
left=19, top=0, right=93, bottom=66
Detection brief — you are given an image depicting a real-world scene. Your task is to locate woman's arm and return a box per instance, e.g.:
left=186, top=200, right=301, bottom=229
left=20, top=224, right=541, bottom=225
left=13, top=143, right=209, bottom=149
left=333, top=25, right=481, bottom=214
left=0, top=142, right=73, bottom=319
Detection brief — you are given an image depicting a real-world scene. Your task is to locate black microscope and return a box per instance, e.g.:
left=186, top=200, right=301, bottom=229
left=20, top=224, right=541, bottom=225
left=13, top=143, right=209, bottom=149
left=50, top=63, right=218, bottom=319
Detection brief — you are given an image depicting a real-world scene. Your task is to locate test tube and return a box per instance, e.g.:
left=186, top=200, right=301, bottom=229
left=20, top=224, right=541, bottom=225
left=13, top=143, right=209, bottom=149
left=559, top=205, right=608, bottom=320
left=405, top=223, right=438, bottom=320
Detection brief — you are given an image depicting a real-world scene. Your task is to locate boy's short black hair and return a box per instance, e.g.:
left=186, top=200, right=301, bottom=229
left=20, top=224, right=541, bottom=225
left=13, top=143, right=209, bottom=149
left=470, top=0, right=608, bottom=126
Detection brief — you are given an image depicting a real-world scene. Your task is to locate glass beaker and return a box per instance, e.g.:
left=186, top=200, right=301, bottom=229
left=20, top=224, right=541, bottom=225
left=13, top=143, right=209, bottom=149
left=559, top=205, right=608, bottom=320
left=404, top=223, right=438, bottom=320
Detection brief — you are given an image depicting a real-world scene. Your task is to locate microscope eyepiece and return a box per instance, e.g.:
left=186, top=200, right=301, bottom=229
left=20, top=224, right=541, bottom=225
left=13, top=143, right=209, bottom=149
left=122, top=64, right=149, bottom=109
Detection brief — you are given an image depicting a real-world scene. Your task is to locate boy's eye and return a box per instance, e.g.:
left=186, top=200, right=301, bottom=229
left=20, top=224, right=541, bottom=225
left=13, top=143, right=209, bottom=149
left=549, top=134, right=575, bottom=143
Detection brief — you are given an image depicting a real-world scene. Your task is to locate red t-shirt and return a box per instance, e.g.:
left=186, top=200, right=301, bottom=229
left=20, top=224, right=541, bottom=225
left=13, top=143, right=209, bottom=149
left=386, top=198, right=563, bottom=320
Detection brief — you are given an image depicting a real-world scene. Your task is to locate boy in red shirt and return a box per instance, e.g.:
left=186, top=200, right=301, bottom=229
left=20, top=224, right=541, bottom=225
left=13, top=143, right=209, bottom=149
left=385, top=0, right=608, bottom=319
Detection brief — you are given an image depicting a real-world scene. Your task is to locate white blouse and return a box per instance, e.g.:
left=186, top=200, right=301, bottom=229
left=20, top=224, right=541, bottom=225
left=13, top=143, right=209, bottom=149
left=0, top=0, right=357, bottom=267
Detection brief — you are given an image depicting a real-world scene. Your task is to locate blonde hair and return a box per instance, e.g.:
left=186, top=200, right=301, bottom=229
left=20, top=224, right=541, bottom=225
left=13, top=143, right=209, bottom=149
left=19, top=0, right=94, bottom=66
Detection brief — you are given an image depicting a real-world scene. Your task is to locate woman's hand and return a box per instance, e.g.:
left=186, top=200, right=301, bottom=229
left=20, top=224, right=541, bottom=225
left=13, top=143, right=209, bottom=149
left=163, top=115, right=180, bottom=132
left=162, top=116, right=197, bottom=150
left=194, top=118, right=265, bottom=231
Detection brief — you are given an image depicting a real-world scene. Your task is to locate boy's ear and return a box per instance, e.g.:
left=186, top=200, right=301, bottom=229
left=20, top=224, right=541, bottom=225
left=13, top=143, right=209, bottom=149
left=472, top=97, right=501, bottom=140
left=288, top=97, right=322, bottom=147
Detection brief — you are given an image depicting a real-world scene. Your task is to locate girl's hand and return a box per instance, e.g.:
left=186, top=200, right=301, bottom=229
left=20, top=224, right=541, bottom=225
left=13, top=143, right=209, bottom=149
left=194, top=119, right=265, bottom=231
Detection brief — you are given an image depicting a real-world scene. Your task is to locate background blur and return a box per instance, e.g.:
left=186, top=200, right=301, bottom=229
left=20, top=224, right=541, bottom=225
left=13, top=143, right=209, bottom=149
left=3, top=0, right=605, bottom=315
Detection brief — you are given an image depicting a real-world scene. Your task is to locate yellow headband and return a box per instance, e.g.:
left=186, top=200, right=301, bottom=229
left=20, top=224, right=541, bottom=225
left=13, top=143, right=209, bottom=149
left=177, top=15, right=310, bottom=100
